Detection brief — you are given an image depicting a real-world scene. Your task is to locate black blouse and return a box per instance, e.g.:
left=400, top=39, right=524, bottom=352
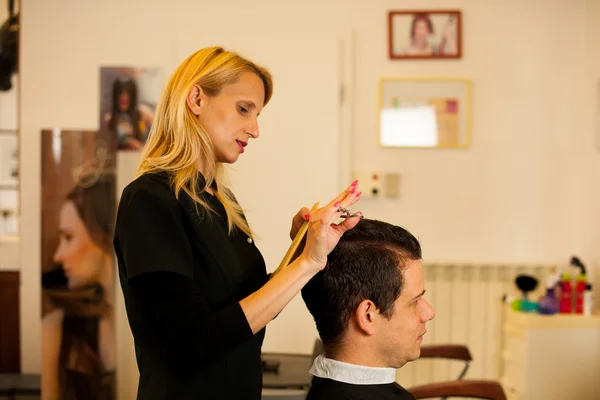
left=113, top=171, right=268, bottom=400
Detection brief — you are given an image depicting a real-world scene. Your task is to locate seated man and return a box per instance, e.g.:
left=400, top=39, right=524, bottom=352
left=301, top=218, right=435, bottom=400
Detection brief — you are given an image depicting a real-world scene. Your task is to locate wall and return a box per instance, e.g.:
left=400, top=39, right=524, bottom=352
left=18, top=0, right=596, bottom=395
left=348, top=0, right=587, bottom=265
left=583, top=0, right=600, bottom=305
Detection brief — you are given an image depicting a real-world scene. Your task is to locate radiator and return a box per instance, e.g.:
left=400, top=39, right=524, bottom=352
left=396, top=262, right=557, bottom=388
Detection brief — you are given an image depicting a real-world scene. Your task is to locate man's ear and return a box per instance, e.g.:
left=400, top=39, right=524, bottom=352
left=355, top=299, right=377, bottom=336
left=186, top=84, right=205, bottom=116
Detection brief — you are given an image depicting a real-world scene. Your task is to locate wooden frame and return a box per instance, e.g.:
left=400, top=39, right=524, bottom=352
left=388, top=10, right=462, bottom=60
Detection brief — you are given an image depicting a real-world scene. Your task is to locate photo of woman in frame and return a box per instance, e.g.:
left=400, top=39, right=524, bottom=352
left=388, top=10, right=462, bottom=59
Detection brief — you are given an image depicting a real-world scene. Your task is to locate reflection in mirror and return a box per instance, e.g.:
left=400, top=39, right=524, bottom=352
left=0, top=97, right=18, bottom=238
left=379, top=78, right=471, bottom=149
left=0, top=0, right=19, bottom=240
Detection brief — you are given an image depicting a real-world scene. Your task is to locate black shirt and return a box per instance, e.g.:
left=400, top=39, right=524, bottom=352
left=113, top=172, right=268, bottom=400
left=307, top=377, right=416, bottom=400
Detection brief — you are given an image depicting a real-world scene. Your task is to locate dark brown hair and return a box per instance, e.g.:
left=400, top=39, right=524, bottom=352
left=301, top=219, right=422, bottom=354
left=43, top=173, right=117, bottom=400
left=108, top=76, right=142, bottom=141
left=410, top=13, right=434, bottom=38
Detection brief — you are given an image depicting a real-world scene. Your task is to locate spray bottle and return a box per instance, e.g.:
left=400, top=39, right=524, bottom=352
left=559, top=272, right=573, bottom=314
left=571, top=256, right=587, bottom=314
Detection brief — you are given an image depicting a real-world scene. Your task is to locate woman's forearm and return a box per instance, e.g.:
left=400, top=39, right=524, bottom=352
left=240, top=256, right=317, bottom=334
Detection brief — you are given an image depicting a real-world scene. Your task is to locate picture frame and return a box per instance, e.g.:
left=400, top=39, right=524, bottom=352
left=99, top=66, right=162, bottom=151
left=388, top=10, right=462, bottom=60
left=378, top=77, right=472, bottom=149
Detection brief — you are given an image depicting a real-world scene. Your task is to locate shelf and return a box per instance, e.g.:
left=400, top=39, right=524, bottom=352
left=505, top=306, right=600, bottom=330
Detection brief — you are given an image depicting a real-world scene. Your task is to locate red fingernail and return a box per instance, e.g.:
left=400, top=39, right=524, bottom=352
left=334, top=201, right=341, bottom=207
left=350, top=187, right=356, bottom=194
left=357, top=211, right=363, bottom=215
left=356, top=192, right=362, bottom=198
left=351, top=180, right=358, bottom=187
left=304, top=214, right=310, bottom=221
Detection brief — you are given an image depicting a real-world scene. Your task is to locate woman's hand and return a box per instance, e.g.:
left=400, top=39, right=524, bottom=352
left=298, top=180, right=362, bottom=271
left=289, top=207, right=312, bottom=240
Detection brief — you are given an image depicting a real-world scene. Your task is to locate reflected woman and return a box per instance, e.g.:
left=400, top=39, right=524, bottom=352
left=103, top=76, right=154, bottom=150
left=41, top=174, right=117, bottom=400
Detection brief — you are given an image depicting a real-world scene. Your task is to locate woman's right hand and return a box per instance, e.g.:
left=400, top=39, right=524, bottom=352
left=299, top=181, right=362, bottom=272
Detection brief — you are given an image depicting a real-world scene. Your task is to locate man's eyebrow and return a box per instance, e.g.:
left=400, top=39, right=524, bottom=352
left=412, top=290, right=426, bottom=301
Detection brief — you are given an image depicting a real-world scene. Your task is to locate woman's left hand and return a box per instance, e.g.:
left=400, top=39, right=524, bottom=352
left=297, top=181, right=363, bottom=271
left=290, top=207, right=312, bottom=240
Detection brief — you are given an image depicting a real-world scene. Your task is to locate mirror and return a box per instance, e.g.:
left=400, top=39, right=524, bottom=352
left=0, top=0, right=19, bottom=239
left=378, top=78, right=471, bottom=148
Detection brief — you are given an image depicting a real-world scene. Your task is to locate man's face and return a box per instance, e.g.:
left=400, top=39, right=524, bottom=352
left=376, top=260, right=435, bottom=368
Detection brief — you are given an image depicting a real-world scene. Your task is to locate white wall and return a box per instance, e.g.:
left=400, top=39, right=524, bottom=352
left=349, top=0, right=587, bottom=265
left=18, top=0, right=598, bottom=396
left=583, top=0, right=600, bottom=305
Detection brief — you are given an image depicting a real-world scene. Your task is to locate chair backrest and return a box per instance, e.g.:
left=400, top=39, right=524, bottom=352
left=409, top=380, right=507, bottom=400
left=419, top=344, right=472, bottom=380
left=419, top=345, right=472, bottom=362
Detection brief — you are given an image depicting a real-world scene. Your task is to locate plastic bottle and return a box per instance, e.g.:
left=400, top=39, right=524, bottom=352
left=559, top=272, right=572, bottom=314
left=583, top=283, right=594, bottom=317
left=575, top=273, right=587, bottom=314
left=538, top=275, right=560, bottom=315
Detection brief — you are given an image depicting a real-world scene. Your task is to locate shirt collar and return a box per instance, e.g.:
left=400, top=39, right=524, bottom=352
left=309, top=354, right=397, bottom=385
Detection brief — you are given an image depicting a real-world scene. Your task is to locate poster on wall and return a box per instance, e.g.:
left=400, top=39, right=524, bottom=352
left=99, top=66, right=162, bottom=151
left=40, top=129, right=117, bottom=400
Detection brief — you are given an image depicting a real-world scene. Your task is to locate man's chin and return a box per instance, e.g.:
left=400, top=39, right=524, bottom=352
left=407, top=348, right=422, bottom=362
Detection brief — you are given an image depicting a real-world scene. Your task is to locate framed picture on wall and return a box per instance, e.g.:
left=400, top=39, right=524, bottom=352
left=388, top=10, right=462, bottom=60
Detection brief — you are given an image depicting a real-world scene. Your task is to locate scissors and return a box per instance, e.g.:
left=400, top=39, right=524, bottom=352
left=337, top=206, right=364, bottom=219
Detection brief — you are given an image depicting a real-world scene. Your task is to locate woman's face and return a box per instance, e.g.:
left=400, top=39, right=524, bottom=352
left=53, top=200, right=106, bottom=289
left=413, top=20, right=430, bottom=42
left=118, top=91, right=131, bottom=111
left=194, top=71, right=265, bottom=165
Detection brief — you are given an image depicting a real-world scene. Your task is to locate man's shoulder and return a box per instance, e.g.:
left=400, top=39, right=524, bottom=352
left=306, top=377, right=416, bottom=400
left=306, top=377, right=356, bottom=400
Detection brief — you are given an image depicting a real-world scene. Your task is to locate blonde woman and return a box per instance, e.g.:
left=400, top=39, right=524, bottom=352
left=113, top=46, right=363, bottom=400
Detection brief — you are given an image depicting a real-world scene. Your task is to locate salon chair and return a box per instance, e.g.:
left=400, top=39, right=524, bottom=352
left=408, top=380, right=507, bottom=400
left=418, top=344, right=472, bottom=380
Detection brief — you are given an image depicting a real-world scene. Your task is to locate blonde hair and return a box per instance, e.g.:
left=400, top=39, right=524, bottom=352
left=136, top=46, right=273, bottom=237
